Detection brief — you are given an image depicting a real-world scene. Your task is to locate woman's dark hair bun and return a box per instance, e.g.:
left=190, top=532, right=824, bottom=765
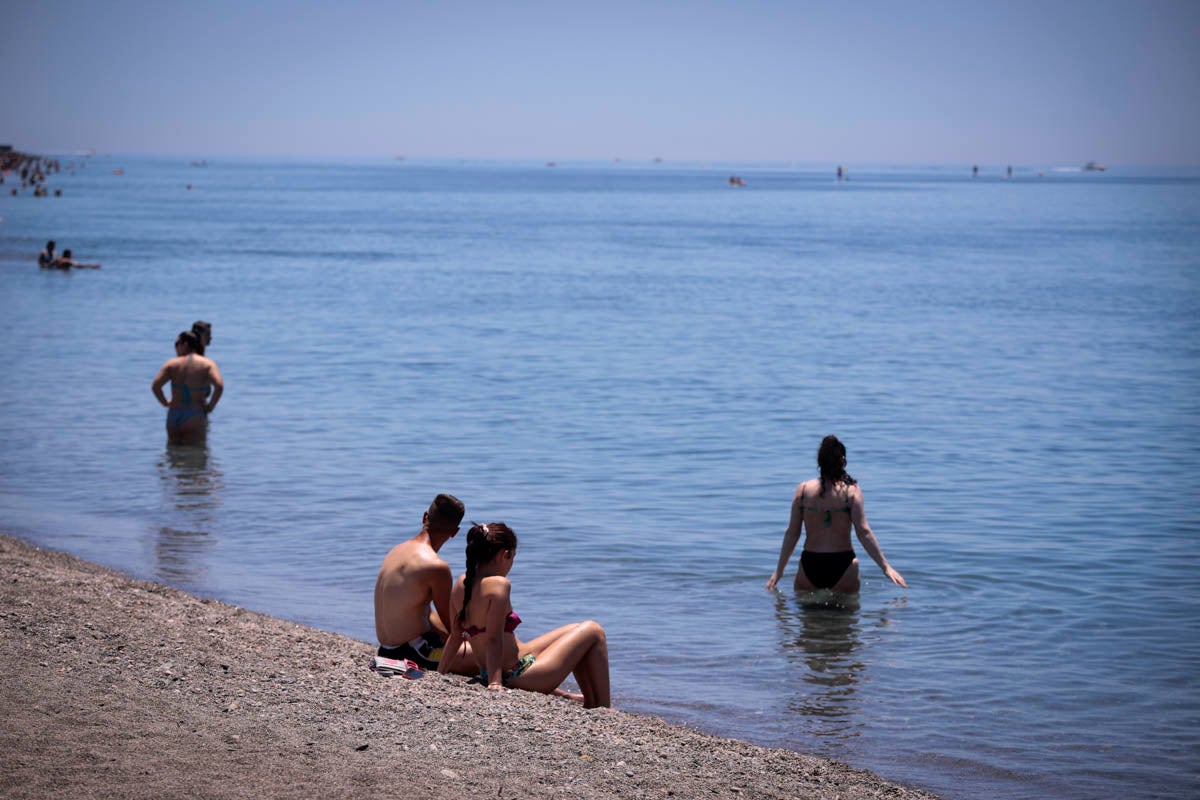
left=176, top=330, right=201, bottom=352
left=817, top=435, right=856, bottom=496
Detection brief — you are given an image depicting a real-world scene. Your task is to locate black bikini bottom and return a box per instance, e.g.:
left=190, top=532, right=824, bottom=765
left=800, top=550, right=856, bottom=589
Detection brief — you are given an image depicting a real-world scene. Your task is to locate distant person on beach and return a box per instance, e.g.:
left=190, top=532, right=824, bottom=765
left=766, top=435, right=906, bottom=593
left=37, top=240, right=56, bottom=268
left=52, top=249, right=101, bottom=269
left=151, top=330, right=224, bottom=444
left=191, top=320, right=212, bottom=355
left=374, top=494, right=468, bottom=671
left=439, top=522, right=611, bottom=708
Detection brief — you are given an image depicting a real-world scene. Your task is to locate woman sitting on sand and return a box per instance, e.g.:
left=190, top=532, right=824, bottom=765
left=438, top=522, right=611, bottom=708
left=151, top=330, right=224, bottom=445
left=766, top=435, right=907, bottom=593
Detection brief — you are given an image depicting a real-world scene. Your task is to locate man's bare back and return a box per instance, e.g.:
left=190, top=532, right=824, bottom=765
left=371, top=494, right=465, bottom=670
left=374, top=538, right=452, bottom=646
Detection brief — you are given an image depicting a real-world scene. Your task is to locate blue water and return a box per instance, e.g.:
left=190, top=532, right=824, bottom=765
left=2, top=157, right=1198, bottom=799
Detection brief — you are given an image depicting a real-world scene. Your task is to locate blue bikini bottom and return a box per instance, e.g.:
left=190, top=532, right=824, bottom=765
left=166, top=407, right=205, bottom=432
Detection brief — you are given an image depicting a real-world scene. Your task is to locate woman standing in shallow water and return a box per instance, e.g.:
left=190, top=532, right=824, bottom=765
left=151, top=330, right=224, bottom=445
left=767, top=436, right=907, bottom=593
left=439, top=522, right=611, bottom=708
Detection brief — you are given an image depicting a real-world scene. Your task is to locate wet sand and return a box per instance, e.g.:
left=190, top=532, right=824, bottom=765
left=0, top=533, right=939, bottom=799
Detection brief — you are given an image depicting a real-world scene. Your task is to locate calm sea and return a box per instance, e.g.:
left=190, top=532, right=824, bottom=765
left=1, top=156, right=1197, bottom=799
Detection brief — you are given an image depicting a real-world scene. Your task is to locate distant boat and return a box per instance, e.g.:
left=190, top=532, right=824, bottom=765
left=1082, top=161, right=1107, bottom=172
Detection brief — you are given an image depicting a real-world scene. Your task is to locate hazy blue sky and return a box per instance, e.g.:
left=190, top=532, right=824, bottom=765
left=4, top=0, right=1197, bottom=164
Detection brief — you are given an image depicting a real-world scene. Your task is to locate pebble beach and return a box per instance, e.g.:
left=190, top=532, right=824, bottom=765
left=0, top=533, right=938, bottom=799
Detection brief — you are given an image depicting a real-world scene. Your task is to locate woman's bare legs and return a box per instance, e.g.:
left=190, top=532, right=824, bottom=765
left=521, top=622, right=582, bottom=653
left=512, top=620, right=610, bottom=708
left=520, top=623, right=587, bottom=702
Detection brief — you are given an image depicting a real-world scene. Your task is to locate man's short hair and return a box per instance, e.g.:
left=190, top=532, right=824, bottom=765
left=428, top=493, right=465, bottom=533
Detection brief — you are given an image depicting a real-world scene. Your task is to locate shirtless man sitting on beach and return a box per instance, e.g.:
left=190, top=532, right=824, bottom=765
left=374, top=493, right=467, bottom=670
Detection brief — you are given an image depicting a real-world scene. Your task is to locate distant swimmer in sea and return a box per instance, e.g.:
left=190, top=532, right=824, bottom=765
left=374, top=493, right=471, bottom=672
left=972, top=164, right=979, bottom=178
left=37, top=240, right=56, bottom=268
left=151, top=330, right=224, bottom=444
left=766, top=435, right=906, bottom=593
left=440, top=522, right=611, bottom=708
left=51, top=249, right=101, bottom=269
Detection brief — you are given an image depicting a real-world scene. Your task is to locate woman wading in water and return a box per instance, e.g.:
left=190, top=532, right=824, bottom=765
left=767, top=435, right=906, bottom=592
left=439, top=522, right=611, bottom=708
left=151, top=330, right=224, bottom=444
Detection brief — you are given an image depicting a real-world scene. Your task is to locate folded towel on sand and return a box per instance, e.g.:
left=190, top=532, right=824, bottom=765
left=369, top=656, right=423, bottom=679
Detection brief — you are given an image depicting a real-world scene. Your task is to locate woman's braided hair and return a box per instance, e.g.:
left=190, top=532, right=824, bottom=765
left=459, top=522, right=517, bottom=624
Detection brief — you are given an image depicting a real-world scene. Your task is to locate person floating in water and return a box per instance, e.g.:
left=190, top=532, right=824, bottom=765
left=51, top=249, right=101, bottom=269
left=151, top=330, right=224, bottom=444
left=37, top=240, right=56, bottom=268
left=766, top=435, right=907, bottom=592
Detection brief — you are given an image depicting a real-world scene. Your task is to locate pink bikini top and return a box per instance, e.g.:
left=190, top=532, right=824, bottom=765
left=462, top=610, right=521, bottom=639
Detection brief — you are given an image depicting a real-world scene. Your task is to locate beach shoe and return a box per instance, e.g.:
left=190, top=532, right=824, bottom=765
left=369, top=656, right=423, bottom=679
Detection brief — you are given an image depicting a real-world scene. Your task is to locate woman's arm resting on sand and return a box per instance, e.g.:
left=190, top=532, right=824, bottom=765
left=481, top=578, right=511, bottom=690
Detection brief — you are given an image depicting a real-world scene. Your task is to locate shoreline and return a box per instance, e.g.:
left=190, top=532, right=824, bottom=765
left=0, top=532, right=939, bottom=798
